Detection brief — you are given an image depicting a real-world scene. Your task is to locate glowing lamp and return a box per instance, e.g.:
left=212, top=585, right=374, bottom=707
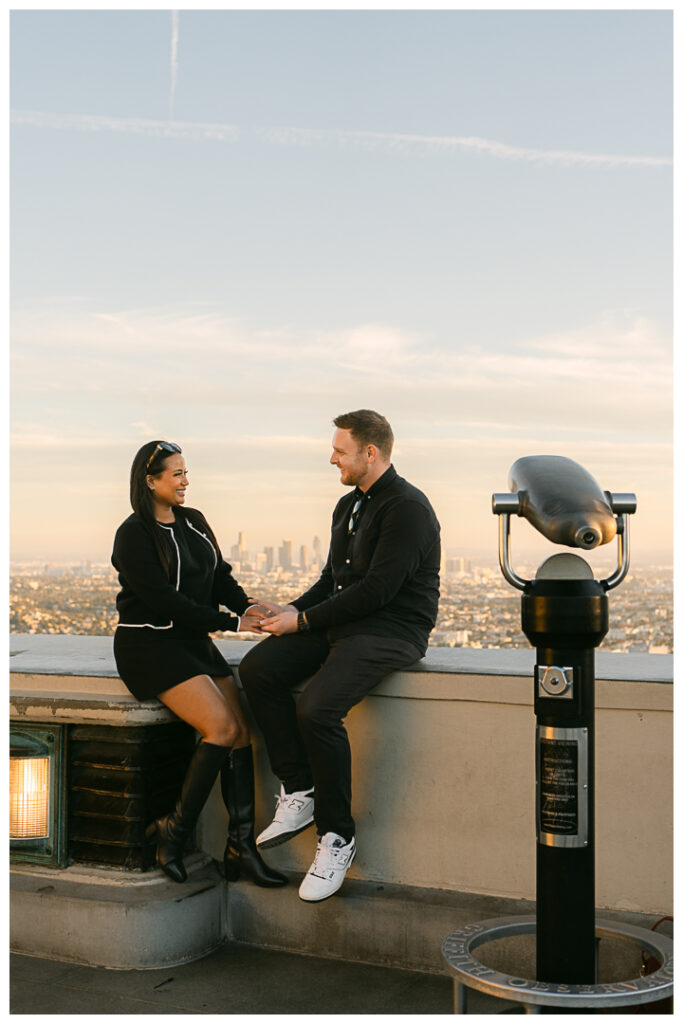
left=10, top=754, right=50, bottom=838
left=9, top=726, right=67, bottom=866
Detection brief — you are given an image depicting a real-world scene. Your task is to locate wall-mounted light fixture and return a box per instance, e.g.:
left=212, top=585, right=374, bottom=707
left=10, top=725, right=67, bottom=867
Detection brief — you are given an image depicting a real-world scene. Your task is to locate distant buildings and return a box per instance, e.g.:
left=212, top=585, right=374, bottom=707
left=445, top=556, right=472, bottom=575
left=230, top=531, right=249, bottom=569
left=278, top=539, right=292, bottom=570
left=228, top=531, right=324, bottom=575
left=9, top=556, right=673, bottom=655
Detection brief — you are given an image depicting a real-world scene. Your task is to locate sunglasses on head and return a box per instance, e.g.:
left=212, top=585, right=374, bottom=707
left=146, top=442, right=182, bottom=473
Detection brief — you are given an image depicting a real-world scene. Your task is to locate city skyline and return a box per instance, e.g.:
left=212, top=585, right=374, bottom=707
left=10, top=559, right=673, bottom=656
left=10, top=10, right=673, bottom=565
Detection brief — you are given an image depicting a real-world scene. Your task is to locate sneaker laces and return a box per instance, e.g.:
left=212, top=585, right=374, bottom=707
left=273, top=786, right=311, bottom=817
left=310, top=834, right=349, bottom=878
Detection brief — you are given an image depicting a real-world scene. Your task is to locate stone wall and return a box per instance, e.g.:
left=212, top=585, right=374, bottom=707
left=10, top=635, right=673, bottom=916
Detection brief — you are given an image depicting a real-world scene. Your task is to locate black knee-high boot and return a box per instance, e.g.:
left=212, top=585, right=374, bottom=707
left=221, top=745, right=288, bottom=887
left=147, top=740, right=228, bottom=884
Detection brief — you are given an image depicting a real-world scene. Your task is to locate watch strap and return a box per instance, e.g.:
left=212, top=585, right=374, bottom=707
left=297, top=611, right=310, bottom=632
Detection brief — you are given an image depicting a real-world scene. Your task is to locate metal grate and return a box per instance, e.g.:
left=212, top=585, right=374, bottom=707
left=68, top=722, right=195, bottom=870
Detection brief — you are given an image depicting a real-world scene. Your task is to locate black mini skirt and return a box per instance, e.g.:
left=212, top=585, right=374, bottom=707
left=114, top=626, right=232, bottom=702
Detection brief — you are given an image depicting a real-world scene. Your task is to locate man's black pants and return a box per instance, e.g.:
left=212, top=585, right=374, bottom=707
left=239, top=632, right=422, bottom=842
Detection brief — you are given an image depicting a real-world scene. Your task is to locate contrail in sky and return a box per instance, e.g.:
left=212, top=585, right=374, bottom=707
left=169, top=11, right=179, bottom=118
left=10, top=109, right=672, bottom=169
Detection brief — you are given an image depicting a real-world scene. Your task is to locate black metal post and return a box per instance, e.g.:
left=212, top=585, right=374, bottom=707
left=493, top=460, right=635, bottom=993
left=522, top=576, right=608, bottom=985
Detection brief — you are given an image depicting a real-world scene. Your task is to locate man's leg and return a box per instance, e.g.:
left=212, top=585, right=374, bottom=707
left=295, top=635, right=422, bottom=842
left=239, top=632, right=329, bottom=793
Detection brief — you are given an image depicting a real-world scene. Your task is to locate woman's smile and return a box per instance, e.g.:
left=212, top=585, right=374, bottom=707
left=147, top=454, right=189, bottom=514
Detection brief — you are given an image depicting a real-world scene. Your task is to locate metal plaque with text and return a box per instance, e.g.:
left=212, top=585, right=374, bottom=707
left=537, top=726, right=588, bottom=847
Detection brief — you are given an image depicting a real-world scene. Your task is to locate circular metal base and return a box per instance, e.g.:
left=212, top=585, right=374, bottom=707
left=442, top=915, right=673, bottom=1011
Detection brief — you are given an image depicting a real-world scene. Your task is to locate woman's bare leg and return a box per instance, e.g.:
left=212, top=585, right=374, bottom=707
left=213, top=674, right=250, bottom=749
left=158, top=674, right=240, bottom=747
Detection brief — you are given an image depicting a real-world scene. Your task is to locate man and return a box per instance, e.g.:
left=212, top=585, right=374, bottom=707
left=239, top=410, right=440, bottom=902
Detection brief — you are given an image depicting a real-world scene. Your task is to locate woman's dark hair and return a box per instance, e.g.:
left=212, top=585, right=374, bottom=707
left=129, top=441, right=224, bottom=579
left=129, top=441, right=176, bottom=576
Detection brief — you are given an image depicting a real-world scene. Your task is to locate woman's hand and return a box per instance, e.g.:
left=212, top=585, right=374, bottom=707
left=259, top=610, right=299, bottom=636
left=239, top=605, right=268, bottom=633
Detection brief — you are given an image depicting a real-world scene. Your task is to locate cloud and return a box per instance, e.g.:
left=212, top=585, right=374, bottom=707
left=255, top=125, right=672, bottom=169
left=9, top=429, right=327, bottom=451
left=11, top=110, right=239, bottom=143
left=169, top=12, right=179, bottom=118
left=523, top=310, right=670, bottom=360
left=11, top=304, right=671, bottom=447
left=10, top=433, right=121, bottom=449
left=11, top=109, right=671, bottom=168
left=131, top=420, right=161, bottom=437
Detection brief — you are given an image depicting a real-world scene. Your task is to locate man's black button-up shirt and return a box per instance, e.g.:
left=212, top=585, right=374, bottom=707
left=292, top=465, right=440, bottom=655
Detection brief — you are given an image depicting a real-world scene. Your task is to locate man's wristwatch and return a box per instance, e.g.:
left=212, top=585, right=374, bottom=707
left=297, top=611, right=311, bottom=633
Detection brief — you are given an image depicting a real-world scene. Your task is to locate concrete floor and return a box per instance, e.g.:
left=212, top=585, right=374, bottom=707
left=10, top=941, right=519, bottom=1015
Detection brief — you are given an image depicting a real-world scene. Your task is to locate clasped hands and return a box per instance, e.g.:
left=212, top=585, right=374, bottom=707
left=238, top=600, right=300, bottom=636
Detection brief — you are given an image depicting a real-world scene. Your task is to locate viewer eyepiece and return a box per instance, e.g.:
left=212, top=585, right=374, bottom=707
left=492, top=455, right=637, bottom=592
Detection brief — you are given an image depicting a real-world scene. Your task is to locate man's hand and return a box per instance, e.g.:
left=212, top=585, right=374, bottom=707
left=259, top=610, right=299, bottom=636
left=239, top=605, right=268, bottom=633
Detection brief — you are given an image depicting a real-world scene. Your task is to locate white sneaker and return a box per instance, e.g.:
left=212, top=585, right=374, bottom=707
left=256, top=785, right=315, bottom=849
left=298, top=832, right=356, bottom=902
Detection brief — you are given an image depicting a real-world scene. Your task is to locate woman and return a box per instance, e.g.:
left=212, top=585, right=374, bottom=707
left=112, top=440, right=285, bottom=888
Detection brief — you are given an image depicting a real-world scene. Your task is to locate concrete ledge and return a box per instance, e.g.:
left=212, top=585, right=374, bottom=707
left=9, top=632, right=673, bottom=684
left=10, top=635, right=673, bottom=726
left=226, top=874, right=663, bottom=978
left=10, top=856, right=226, bottom=969
left=227, top=875, right=535, bottom=976
left=10, top=685, right=173, bottom=726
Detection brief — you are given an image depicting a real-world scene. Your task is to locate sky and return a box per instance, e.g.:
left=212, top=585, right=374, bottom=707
left=9, top=8, right=673, bottom=569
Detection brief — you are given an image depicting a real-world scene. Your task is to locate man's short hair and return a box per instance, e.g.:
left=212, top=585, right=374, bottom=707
left=333, top=409, right=394, bottom=460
